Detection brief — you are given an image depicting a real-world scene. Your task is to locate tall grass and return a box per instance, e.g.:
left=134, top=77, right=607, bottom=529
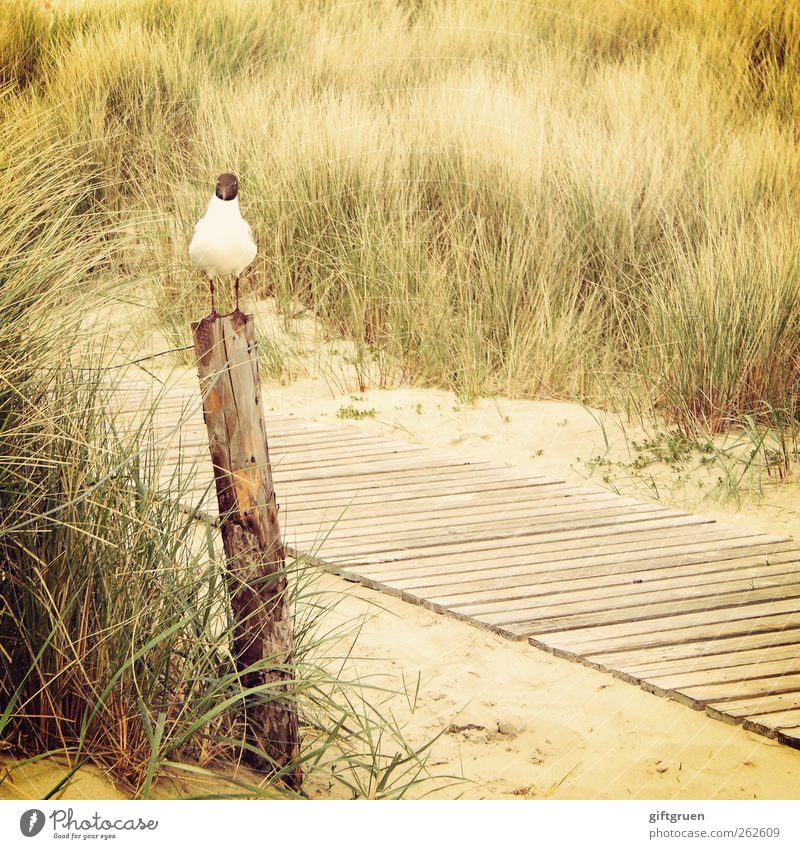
left=6, top=0, right=796, bottom=426
left=1, top=0, right=799, bottom=792
left=0, top=13, right=445, bottom=797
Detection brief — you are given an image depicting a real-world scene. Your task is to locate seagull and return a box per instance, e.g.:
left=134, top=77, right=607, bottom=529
left=189, top=172, right=257, bottom=316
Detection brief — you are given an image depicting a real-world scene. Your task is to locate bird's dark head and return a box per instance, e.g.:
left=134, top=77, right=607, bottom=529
left=215, top=173, right=239, bottom=201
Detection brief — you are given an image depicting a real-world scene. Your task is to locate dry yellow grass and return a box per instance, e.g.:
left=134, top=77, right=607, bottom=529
left=3, top=0, right=800, bottom=797
left=6, top=0, right=799, bottom=424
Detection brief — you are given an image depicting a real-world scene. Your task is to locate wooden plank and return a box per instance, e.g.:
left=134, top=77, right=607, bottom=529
left=276, top=474, right=557, bottom=507
left=267, top=444, right=452, bottom=467
left=407, top=540, right=797, bottom=606
left=270, top=441, right=431, bottom=463
left=468, top=579, right=800, bottom=631
left=290, top=476, right=596, bottom=502
left=276, top=514, right=713, bottom=573
left=277, top=468, right=553, bottom=498
left=230, top=460, right=494, bottom=497
left=590, top=626, right=800, bottom=670
left=444, top=549, right=800, bottom=612
left=376, top=528, right=781, bottom=587
left=295, top=498, right=677, bottom=542
left=224, top=440, right=429, bottom=462
left=180, top=414, right=381, bottom=443
left=283, top=480, right=614, bottom=523
left=275, top=468, right=548, bottom=509
left=156, top=441, right=445, bottom=476
left=706, top=692, right=800, bottom=719
left=279, top=484, right=615, bottom=523
left=286, top=503, right=639, bottom=549
left=270, top=430, right=400, bottom=445
left=343, top=516, right=732, bottom=572
left=523, top=602, right=800, bottom=649
left=277, top=454, right=486, bottom=482
left=671, top=673, right=800, bottom=708
left=273, top=454, right=472, bottom=477
left=430, top=561, right=800, bottom=620
left=183, top=428, right=398, bottom=450
left=275, top=481, right=562, bottom=517
left=645, top=656, right=800, bottom=693
left=298, top=505, right=693, bottom=560
left=406, top=537, right=790, bottom=593
left=287, top=491, right=642, bottom=540
left=611, top=641, right=800, bottom=681
left=743, top=709, right=800, bottom=736
left=778, top=728, right=800, bottom=747
left=291, top=502, right=677, bottom=549
left=294, top=514, right=713, bottom=569
left=279, top=461, right=491, bottom=488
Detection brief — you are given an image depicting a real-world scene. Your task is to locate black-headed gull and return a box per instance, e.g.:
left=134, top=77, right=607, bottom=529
left=189, top=172, right=257, bottom=316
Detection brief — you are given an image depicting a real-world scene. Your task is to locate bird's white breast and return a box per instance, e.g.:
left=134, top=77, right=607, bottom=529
left=189, top=196, right=257, bottom=278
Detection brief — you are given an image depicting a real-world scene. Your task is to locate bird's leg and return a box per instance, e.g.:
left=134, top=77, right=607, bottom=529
left=209, top=278, right=217, bottom=317
left=235, top=276, right=240, bottom=313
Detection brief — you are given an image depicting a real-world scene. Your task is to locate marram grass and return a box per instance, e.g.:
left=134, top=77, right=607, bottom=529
left=2, top=0, right=800, bottom=797
left=0, top=12, right=450, bottom=798
left=6, top=0, right=798, bottom=424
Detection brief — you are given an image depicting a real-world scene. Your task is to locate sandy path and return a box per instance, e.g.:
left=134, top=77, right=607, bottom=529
left=306, top=571, right=800, bottom=799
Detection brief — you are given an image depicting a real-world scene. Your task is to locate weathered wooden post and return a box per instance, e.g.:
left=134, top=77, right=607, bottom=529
left=192, top=311, right=301, bottom=790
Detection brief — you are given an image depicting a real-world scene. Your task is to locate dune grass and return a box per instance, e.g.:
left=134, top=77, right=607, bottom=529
left=0, top=15, right=447, bottom=797
left=3, top=0, right=796, bottom=426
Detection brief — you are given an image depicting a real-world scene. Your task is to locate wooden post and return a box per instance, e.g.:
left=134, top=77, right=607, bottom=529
left=191, top=311, right=301, bottom=790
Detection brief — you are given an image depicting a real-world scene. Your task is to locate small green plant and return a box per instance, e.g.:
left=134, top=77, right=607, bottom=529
left=337, top=405, right=377, bottom=420
left=628, top=429, right=716, bottom=471
left=583, top=419, right=800, bottom=507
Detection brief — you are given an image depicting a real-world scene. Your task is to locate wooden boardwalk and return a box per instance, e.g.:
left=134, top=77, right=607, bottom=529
left=114, top=377, right=800, bottom=750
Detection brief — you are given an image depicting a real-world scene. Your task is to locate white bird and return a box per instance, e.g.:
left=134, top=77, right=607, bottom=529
left=189, top=172, right=257, bottom=315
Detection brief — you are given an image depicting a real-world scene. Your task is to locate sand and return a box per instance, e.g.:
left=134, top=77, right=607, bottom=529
left=241, top=328, right=800, bottom=799
left=4, top=296, right=800, bottom=800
